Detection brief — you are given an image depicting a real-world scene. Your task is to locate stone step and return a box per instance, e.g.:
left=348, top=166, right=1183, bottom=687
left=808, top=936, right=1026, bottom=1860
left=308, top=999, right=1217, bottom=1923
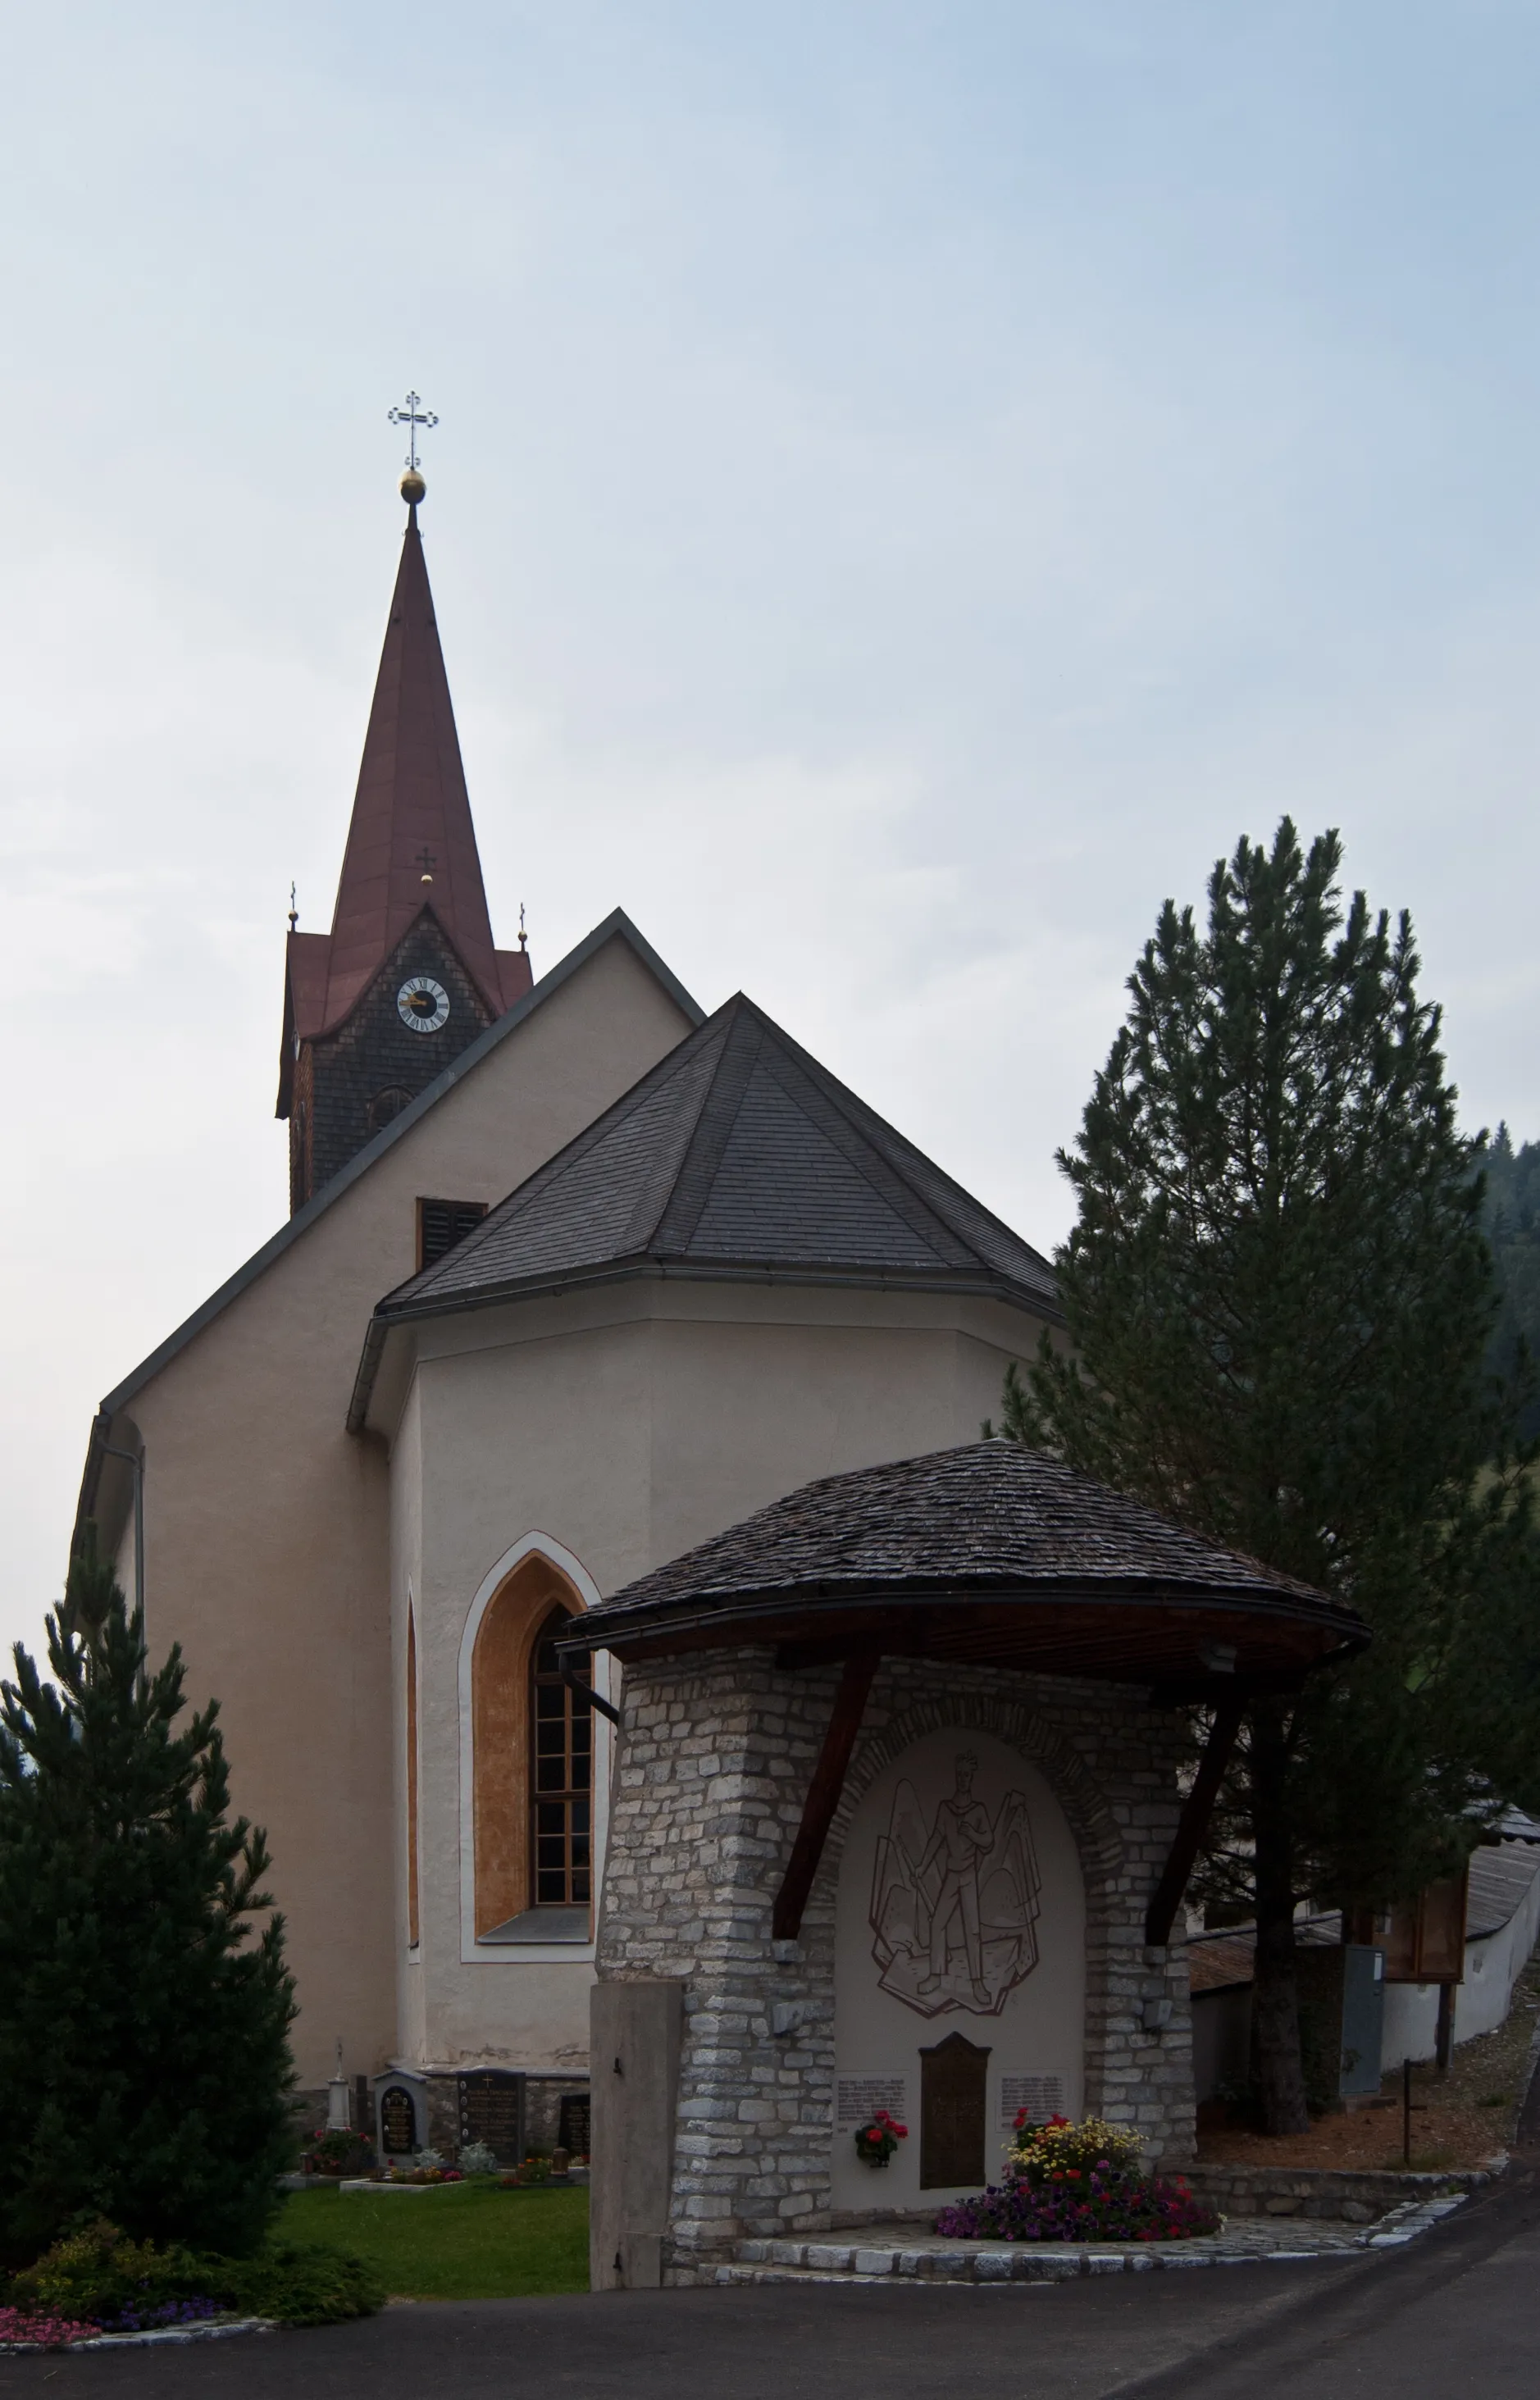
left=714, top=2193, right=1470, bottom=2288
left=727, top=2241, right=1295, bottom=2284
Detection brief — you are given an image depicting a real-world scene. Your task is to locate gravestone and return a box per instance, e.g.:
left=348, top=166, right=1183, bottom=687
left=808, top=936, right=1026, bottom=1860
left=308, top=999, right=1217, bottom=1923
left=458, top=2070, right=526, bottom=2164
left=379, top=2083, right=417, bottom=2156
left=919, top=2032, right=991, bottom=2188
left=558, top=2092, right=591, bottom=2160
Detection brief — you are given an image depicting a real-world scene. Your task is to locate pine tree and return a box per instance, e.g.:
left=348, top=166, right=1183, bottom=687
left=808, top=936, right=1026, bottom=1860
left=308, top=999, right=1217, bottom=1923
left=1001, top=821, right=1540, bottom=2134
left=0, top=1539, right=296, bottom=2266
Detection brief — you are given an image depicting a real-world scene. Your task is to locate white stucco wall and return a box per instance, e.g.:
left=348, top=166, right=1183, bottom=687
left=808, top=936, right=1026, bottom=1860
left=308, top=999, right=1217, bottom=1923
left=832, top=1728, right=1086, bottom=2211
left=385, top=1280, right=1050, bottom=2077
left=95, top=931, right=697, bottom=2083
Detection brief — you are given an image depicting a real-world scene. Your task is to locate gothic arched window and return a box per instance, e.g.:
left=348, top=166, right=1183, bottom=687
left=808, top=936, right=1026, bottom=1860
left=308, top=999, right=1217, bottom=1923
left=469, top=1557, right=591, bottom=1940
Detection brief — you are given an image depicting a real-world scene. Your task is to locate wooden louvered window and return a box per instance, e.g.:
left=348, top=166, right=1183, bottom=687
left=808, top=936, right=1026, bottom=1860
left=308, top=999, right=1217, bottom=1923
left=529, top=1610, right=591, bottom=1909
left=417, top=1197, right=488, bottom=1270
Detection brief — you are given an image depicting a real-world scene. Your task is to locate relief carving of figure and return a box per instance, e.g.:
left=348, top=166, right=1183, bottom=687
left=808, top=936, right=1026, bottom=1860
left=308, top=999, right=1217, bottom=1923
left=868, top=1751, right=1041, bottom=2017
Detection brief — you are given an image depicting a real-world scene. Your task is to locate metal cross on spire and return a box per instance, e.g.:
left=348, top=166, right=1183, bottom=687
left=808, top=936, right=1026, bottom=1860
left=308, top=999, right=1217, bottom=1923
left=388, top=389, right=439, bottom=473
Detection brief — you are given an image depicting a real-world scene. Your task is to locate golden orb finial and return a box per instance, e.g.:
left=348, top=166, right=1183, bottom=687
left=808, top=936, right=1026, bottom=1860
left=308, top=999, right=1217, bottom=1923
left=400, top=467, right=426, bottom=506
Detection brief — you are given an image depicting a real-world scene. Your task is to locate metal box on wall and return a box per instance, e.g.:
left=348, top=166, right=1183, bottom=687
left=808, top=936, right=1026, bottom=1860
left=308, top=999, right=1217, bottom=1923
left=1296, top=1943, right=1385, bottom=2102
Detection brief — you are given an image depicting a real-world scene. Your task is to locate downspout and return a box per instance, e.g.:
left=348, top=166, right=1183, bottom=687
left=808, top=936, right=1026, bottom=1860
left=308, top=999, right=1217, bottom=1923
left=95, top=1438, right=146, bottom=1614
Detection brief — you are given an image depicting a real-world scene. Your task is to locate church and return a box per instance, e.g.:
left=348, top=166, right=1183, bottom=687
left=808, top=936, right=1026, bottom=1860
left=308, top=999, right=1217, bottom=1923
left=73, top=469, right=1360, bottom=2279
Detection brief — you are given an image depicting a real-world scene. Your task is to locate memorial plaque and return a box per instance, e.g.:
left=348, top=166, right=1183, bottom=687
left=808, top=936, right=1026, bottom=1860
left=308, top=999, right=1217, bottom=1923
left=836, top=2075, right=909, bottom=2127
left=999, top=2074, right=1064, bottom=2129
left=558, top=2093, right=591, bottom=2161
left=457, top=2071, right=525, bottom=2164
left=919, top=2033, right=990, bottom=2189
left=379, top=2084, right=417, bottom=2155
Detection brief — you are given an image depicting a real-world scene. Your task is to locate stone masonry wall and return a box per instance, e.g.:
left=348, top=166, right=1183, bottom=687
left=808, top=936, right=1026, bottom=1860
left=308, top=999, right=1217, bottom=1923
left=595, top=1648, right=1194, bottom=2284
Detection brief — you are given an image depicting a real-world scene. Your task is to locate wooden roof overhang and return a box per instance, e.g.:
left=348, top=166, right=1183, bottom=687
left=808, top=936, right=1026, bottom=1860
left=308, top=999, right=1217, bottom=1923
left=558, top=1571, right=1360, bottom=1697
left=558, top=1442, right=1367, bottom=1953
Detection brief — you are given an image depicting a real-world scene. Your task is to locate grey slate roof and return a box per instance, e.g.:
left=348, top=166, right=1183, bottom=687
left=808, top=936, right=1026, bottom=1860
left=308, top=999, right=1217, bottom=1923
left=567, top=1440, right=1358, bottom=1647
left=1187, top=1839, right=1540, bottom=1986
left=374, top=994, right=1059, bottom=1322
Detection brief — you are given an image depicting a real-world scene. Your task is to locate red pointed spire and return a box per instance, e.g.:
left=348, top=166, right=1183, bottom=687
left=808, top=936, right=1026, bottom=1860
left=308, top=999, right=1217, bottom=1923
left=321, top=503, right=502, bottom=1024
left=276, top=493, right=532, bottom=1135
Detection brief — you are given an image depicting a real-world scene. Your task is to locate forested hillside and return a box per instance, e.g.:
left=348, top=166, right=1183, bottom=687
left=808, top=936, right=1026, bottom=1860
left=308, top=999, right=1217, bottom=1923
left=1478, top=1126, right=1540, bottom=1440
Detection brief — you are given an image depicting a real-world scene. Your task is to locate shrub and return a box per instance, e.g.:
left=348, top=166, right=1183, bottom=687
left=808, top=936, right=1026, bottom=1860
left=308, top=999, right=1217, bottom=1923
left=0, top=1553, right=296, bottom=2266
left=224, top=2242, right=384, bottom=2327
left=9, top=2220, right=210, bottom=2321
left=458, top=2142, right=499, bottom=2176
left=5, top=2218, right=383, bottom=2331
left=303, top=2129, right=374, bottom=2177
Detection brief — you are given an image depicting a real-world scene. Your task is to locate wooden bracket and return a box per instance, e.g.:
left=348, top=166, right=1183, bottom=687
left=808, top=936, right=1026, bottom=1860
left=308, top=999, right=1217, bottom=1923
left=1143, top=1690, right=1246, bottom=1948
left=771, top=1649, right=878, bottom=1942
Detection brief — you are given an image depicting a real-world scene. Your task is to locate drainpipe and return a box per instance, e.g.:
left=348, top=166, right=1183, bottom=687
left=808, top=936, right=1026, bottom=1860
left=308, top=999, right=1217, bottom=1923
left=97, top=1440, right=146, bottom=1614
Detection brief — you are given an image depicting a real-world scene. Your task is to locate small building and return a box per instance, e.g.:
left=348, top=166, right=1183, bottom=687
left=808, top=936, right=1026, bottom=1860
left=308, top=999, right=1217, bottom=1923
left=564, top=1440, right=1362, bottom=2285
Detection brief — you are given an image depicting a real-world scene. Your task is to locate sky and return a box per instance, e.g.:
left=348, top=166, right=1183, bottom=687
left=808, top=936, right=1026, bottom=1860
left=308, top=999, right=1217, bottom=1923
left=3, top=1, right=1539, bottom=1660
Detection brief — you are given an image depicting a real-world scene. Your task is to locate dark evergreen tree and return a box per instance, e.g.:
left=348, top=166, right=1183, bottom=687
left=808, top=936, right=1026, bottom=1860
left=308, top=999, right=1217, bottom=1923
left=0, top=1538, right=296, bottom=2266
left=1000, top=821, right=1540, bottom=2134
left=1476, top=1123, right=1540, bottom=1442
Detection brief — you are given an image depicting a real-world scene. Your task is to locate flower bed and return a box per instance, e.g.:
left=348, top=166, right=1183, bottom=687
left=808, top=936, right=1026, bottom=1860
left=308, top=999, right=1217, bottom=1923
left=0, top=2216, right=384, bottom=2344
left=935, top=2113, right=1222, bottom=2245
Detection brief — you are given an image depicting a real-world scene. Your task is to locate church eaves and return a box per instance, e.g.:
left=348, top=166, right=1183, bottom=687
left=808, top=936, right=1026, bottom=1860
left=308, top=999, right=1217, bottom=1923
left=349, top=995, right=1060, bottom=1428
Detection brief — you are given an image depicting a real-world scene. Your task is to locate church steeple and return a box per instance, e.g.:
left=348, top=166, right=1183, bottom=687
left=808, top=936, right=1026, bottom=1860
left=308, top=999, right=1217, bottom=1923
left=325, top=500, right=503, bottom=1025
left=277, top=474, right=533, bottom=1213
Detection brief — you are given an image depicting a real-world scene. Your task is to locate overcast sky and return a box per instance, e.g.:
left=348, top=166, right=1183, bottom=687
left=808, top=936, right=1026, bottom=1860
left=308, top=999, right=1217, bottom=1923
left=4, top=1, right=1538, bottom=1661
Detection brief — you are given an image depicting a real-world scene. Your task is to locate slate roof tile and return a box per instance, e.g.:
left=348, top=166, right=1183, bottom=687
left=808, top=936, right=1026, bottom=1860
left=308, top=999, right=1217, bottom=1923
left=381, top=995, right=1057, bottom=1316
left=579, top=1439, right=1346, bottom=1631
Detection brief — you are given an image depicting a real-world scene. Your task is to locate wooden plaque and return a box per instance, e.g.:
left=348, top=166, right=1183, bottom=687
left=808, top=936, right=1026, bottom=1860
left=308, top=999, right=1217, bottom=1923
left=920, top=2032, right=991, bottom=2189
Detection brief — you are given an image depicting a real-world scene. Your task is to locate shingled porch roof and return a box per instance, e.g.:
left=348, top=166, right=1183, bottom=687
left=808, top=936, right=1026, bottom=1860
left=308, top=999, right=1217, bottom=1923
left=561, top=1440, right=1366, bottom=1692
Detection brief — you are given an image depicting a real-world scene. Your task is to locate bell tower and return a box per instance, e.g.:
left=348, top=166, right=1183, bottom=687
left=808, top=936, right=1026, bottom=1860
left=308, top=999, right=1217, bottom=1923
left=276, top=449, right=532, bottom=1212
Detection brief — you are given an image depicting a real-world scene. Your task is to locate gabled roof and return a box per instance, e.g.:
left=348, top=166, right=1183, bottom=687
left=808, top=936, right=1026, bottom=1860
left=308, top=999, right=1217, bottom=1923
left=367, top=991, right=1059, bottom=1331
left=278, top=503, right=531, bottom=1093
left=559, top=1440, right=1367, bottom=1687
left=76, top=911, right=702, bottom=1549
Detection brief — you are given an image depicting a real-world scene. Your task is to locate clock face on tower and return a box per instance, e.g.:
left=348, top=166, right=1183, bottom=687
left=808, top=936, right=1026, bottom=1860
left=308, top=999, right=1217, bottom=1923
left=398, top=976, right=450, bottom=1034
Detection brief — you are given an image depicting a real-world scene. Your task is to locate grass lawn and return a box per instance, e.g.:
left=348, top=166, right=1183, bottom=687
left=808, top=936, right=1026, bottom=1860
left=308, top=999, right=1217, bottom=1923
left=279, top=2182, right=590, bottom=2300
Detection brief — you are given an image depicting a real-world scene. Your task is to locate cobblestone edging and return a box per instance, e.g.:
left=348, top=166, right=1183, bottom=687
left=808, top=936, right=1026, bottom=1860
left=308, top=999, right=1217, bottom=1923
left=0, top=2316, right=276, bottom=2355
left=705, top=2193, right=1473, bottom=2286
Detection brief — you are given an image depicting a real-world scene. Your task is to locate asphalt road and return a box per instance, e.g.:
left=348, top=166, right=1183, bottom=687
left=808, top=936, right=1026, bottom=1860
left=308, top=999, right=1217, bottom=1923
left=7, top=2163, right=1538, bottom=2398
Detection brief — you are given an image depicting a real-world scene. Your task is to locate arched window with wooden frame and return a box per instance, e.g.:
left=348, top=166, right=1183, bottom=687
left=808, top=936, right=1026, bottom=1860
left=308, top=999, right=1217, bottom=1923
left=469, top=1551, right=592, bottom=1942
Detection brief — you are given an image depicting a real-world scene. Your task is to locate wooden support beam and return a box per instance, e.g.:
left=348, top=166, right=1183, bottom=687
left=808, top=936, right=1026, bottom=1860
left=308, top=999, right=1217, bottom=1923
left=772, top=1649, right=878, bottom=1942
left=1143, top=1690, right=1246, bottom=1948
